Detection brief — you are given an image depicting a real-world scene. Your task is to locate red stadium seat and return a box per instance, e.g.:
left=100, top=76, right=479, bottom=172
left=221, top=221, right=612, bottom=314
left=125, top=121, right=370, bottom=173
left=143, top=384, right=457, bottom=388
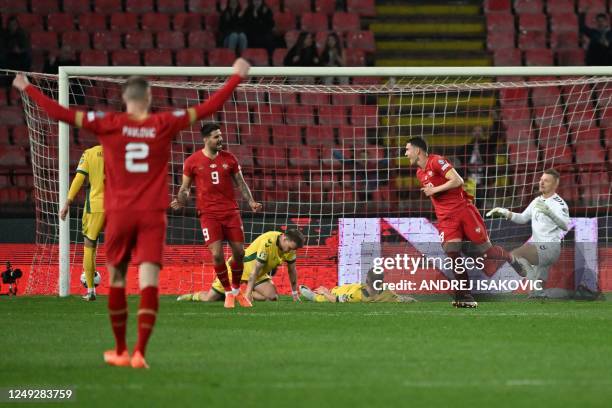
left=305, top=125, right=335, bottom=146
left=319, top=105, right=347, bottom=126
left=284, top=0, right=312, bottom=14
left=31, top=0, right=59, bottom=13
left=78, top=14, right=107, bottom=32
left=170, top=88, right=200, bottom=108
left=0, top=127, right=9, bottom=145
left=235, top=89, right=267, bottom=107
left=125, top=0, right=154, bottom=13
left=301, top=13, right=328, bottom=32
left=16, top=14, right=43, bottom=31
left=531, top=86, right=561, bottom=106
left=252, top=105, right=284, bottom=125
left=93, top=32, right=122, bottom=51
left=47, top=13, right=74, bottom=32
left=351, top=105, right=378, bottom=126
left=173, top=13, right=202, bottom=31
left=208, top=48, right=235, bottom=66
left=332, top=12, right=360, bottom=31
left=550, top=13, right=578, bottom=33
left=493, top=48, right=522, bottom=65
left=300, top=92, right=330, bottom=105
left=314, top=31, right=330, bottom=50
left=524, top=49, right=554, bottom=65
left=268, top=90, right=297, bottom=105
left=538, top=125, right=568, bottom=146
left=507, top=142, right=538, bottom=166
left=534, top=105, right=564, bottom=126
left=188, top=0, right=217, bottom=13
left=111, top=50, right=141, bottom=66
left=156, top=32, right=185, bottom=50
left=315, top=0, right=337, bottom=14
left=285, top=30, right=300, bottom=49
left=220, top=103, right=250, bottom=125
left=63, top=0, right=91, bottom=13
left=518, top=31, right=547, bottom=49
left=144, top=49, right=173, bottom=65
left=187, top=31, right=216, bottom=49
left=338, top=126, right=366, bottom=143
left=240, top=124, right=270, bottom=145
left=347, top=0, right=376, bottom=17
left=332, top=93, right=361, bottom=106
left=204, top=14, right=219, bottom=31
left=272, top=48, right=287, bottom=66
left=557, top=49, right=585, bottom=65
left=514, top=0, right=542, bottom=14
left=487, top=31, right=515, bottom=50
left=274, top=12, right=296, bottom=34
left=518, top=14, right=547, bottom=32
left=94, top=0, right=122, bottom=13
left=80, top=50, right=108, bottom=65
left=30, top=32, right=58, bottom=51
left=158, top=0, right=187, bottom=12
left=142, top=13, right=170, bottom=32
left=564, top=84, right=594, bottom=107
left=289, top=146, right=319, bottom=168
left=61, top=31, right=90, bottom=51
left=541, top=144, right=573, bottom=165
left=125, top=31, right=154, bottom=50
left=0, top=0, right=27, bottom=12
left=256, top=146, right=288, bottom=168
left=573, top=127, right=601, bottom=144
left=175, top=49, right=205, bottom=66
left=546, top=0, right=574, bottom=14
left=345, top=49, right=366, bottom=66
left=346, top=31, right=376, bottom=52
left=110, top=13, right=138, bottom=32
left=550, top=31, right=579, bottom=49
left=230, top=145, right=255, bottom=168
left=272, top=125, right=303, bottom=146
left=505, top=125, right=534, bottom=144
left=578, top=0, right=606, bottom=13
left=0, top=146, right=27, bottom=166
left=286, top=105, right=315, bottom=126
left=242, top=48, right=269, bottom=66
left=484, top=0, right=511, bottom=13
left=575, top=144, right=605, bottom=164
left=501, top=105, right=531, bottom=127
left=486, top=13, right=515, bottom=33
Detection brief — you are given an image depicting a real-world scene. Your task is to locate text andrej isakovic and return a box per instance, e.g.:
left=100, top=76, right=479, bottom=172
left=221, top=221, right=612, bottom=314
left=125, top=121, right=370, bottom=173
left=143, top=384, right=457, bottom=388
left=370, top=254, right=543, bottom=291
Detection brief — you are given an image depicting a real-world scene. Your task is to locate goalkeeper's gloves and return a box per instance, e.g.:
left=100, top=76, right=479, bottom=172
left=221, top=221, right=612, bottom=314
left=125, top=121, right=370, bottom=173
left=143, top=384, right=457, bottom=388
left=485, top=207, right=510, bottom=218
left=291, top=289, right=301, bottom=302
left=534, top=199, right=553, bottom=216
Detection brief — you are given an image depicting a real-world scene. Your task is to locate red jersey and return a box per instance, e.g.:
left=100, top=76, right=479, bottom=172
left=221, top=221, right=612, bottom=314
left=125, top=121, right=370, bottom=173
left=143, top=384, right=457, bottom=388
left=183, top=150, right=240, bottom=216
left=416, top=154, right=471, bottom=221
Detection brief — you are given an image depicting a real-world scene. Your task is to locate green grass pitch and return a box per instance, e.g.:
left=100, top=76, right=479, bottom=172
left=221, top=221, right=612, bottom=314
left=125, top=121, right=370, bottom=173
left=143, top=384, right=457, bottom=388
left=1, top=297, right=612, bottom=407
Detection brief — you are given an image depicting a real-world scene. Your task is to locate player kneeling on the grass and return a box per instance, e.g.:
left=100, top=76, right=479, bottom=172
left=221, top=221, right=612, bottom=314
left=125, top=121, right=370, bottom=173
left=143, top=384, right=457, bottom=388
left=171, top=123, right=262, bottom=309
left=59, top=144, right=104, bottom=301
left=178, top=229, right=304, bottom=303
left=487, top=169, right=570, bottom=298
left=300, top=268, right=416, bottom=303
left=405, top=136, right=528, bottom=308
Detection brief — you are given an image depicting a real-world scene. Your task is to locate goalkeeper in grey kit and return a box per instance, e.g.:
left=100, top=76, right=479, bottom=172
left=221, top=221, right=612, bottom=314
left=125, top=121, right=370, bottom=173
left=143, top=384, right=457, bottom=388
left=487, top=169, right=570, bottom=297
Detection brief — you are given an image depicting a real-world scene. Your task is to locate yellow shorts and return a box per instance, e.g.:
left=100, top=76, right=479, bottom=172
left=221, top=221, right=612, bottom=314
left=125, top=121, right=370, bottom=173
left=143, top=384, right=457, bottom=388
left=82, top=211, right=105, bottom=241
left=211, top=267, right=271, bottom=295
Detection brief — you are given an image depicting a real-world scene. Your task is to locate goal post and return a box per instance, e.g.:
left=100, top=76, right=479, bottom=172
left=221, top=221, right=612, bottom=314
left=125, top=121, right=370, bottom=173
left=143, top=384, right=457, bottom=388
left=26, top=65, right=612, bottom=296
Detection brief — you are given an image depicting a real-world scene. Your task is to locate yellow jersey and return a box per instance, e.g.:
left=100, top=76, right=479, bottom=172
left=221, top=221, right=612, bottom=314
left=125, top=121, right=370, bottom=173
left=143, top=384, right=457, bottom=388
left=324, top=284, right=404, bottom=303
left=76, top=145, right=104, bottom=213
left=230, top=231, right=297, bottom=281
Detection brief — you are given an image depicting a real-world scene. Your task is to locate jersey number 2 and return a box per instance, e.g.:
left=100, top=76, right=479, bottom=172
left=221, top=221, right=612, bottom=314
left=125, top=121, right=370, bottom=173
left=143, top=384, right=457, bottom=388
left=125, top=143, right=149, bottom=173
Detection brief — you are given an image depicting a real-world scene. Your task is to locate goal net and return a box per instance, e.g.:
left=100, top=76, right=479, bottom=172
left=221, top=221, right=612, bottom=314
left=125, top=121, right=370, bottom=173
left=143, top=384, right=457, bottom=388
left=13, top=67, right=611, bottom=296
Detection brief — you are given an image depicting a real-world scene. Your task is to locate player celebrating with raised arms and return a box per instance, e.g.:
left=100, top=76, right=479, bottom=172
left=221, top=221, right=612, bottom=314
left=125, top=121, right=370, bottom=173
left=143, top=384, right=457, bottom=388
left=177, top=229, right=304, bottom=303
left=171, top=123, right=262, bottom=308
left=487, top=169, right=570, bottom=298
left=405, top=136, right=526, bottom=308
left=13, top=58, right=250, bottom=369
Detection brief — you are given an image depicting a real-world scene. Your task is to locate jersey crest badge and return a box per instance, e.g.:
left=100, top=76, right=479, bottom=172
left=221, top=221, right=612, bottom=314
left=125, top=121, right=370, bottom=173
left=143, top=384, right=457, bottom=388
left=210, top=164, right=217, bottom=168
left=222, top=163, right=229, bottom=169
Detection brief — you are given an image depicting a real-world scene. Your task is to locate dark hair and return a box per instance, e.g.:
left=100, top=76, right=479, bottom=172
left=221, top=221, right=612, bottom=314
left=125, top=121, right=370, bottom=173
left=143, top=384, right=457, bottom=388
left=324, top=33, right=342, bottom=54
left=121, top=76, right=150, bottom=101
left=365, top=268, right=383, bottom=293
left=543, top=168, right=560, bottom=180
left=201, top=123, right=221, bottom=137
left=284, top=229, right=305, bottom=248
left=407, top=136, right=428, bottom=153
left=596, top=13, right=608, bottom=20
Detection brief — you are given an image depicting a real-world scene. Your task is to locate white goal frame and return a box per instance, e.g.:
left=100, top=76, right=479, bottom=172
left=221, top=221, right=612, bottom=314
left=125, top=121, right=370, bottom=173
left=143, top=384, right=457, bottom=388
left=56, top=65, right=612, bottom=296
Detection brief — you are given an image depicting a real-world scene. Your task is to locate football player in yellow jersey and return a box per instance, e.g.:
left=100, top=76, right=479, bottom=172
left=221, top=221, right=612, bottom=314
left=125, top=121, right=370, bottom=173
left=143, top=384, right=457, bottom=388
left=300, top=268, right=416, bottom=303
left=178, top=229, right=305, bottom=303
left=59, top=145, right=105, bottom=301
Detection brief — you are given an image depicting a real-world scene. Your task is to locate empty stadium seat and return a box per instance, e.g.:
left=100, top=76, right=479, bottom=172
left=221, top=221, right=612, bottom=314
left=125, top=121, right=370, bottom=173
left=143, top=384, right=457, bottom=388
left=252, top=105, right=284, bottom=125
left=125, top=0, right=154, bottom=13
left=315, top=0, right=337, bottom=14
left=286, top=105, right=315, bottom=125
left=272, top=48, right=287, bottom=66
left=144, top=49, right=173, bottom=65
left=531, top=86, right=561, bottom=106
left=573, top=127, right=601, bottom=144
left=47, top=13, right=74, bottom=32
left=524, top=49, right=554, bottom=65
left=188, top=0, right=217, bottom=13
left=557, top=49, right=585, bottom=65
left=0, top=146, right=27, bottom=166
left=501, top=105, right=531, bottom=127
left=301, top=93, right=330, bottom=106
left=125, top=31, right=153, bottom=49
left=0, top=0, right=27, bottom=13
left=484, top=0, right=511, bottom=13
left=575, top=143, right=605, bottom=164
left=156, top=31, right=185, bottom=50
left=567, top=106, right=597, bottom=131
left=170, top=88, right=200, bottom=108
left=488, top=31, right=515, bottom=50
left=175, top=49, right=205, bottom=66
left=274, top=12, right=296, bottom=34
left=93, top=32, right=122, bottom=51
left=110, top=13, right=138, bottom=32
left=351, top=105, right=378, bottom=126
left=550, top=13, right=578, bottom=33
left=63, top=0, right=91, bottom=13
left=301, top=13, right=328, bottom=31
left=204, top=14, right=219, bottom=31
left=505, top=125, right=534, bottom=143
left=284, top=0, right=312, bottom=14
left=507, top=142, right=538, bottom=165
left=289, top=146, right=320, bottom=168
left=111, top=50, right=141, bottom=66
left=518, top=13, right=547, bottom=32
left=514, top=0, right=543, bottom=14
left=345, top=48, right=366, bottom=65
left=268, top=90, right=297, bottom=105
left=31, top=0, right=59, bottom=13
left=187, top=31, right=216, bottom=49
left=94, top=0, right=122, bottom=13
left=348, top=0, right=376, bottom=17
left=173, top=13, right=202, bottom=31
left=319, top=106, right=347, bottom=126
left=518, top=31, right=547, bottom=49
left=346, top=31, right=376, bottom=52
left=142, top=13, right=171, bottom=32
left=272, top=125, right=303, bottom=146
left=550, top=31, right=579, bottom=49
left=493, top=48, right=522, bottom=65
left=221, top=103, right=250, bottom=125
left=305, top=125, right=336, bottom=146
left=486, top=13, right=515, bottom=33
left=242, top=48, right=269, bottom=66
left=541, top=144, right=573, bottom=165
left=256, top=146, right=287, bottom=168
left=16, top=14, right=43, bottom=31
left=62, top=31, right=90, bottom=51
left=534, top=105, right=564, bottom=126
left=538, top=125, right=569, bottom=146
left=78, top=14, right=107, bottom=32
left=578, top=0, right=606, bottom=13
left=0, top=127, right=8, bottom=145
left=80, top=50, right=108, bottom=65
left=332, top=12, right=361, bottom=31
left=546, top=0, right=574, bottom=14
left=240, top=124, right=270, bottom=145
left=332, top=93, right=361, bottom=106
left=208, top=48, right=235, bottom=66
left=30, top=32, right=58, bottom=51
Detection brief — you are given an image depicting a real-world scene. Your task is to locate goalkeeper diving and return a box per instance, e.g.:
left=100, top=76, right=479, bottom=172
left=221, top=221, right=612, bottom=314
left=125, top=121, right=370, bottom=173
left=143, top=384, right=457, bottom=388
left=486, top=169, right=570, bottom=297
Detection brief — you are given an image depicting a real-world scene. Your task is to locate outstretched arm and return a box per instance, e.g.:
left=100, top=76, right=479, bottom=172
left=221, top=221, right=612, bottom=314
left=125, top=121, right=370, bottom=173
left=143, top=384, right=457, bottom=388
left=232, top=171, right=262, bottom=212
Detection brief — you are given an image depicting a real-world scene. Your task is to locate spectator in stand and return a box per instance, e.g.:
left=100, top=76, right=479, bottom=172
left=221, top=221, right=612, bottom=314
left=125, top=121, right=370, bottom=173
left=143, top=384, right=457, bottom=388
left=579, top=13, right=612, bottom=66
left=220, top=0, right=248, bottom=55
left=4, top=17, right=31, bottom=72
left=284, top=32, right=320, bottom=66
left=321, top=33, right=348, bottom=85
left=243, top=0, right=275, bottom=54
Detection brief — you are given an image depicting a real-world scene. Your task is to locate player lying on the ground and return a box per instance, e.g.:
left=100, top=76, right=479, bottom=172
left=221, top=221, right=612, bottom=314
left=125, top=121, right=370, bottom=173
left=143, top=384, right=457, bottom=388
left=300, top=268, right=416, bottom=303
left=59, top=144, right=104, bottom=301
left=405, top=136, right=527, bottom=309
left=487, top=168, right=570, bottom=298
left=178, top=229, right=305, bottom=303
left=171, top=122, right=262, bottom=309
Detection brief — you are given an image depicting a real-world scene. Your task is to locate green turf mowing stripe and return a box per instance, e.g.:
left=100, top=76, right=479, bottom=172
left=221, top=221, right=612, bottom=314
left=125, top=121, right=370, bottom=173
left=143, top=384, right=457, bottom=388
left=370, top=22, right=484, bottom=35
left=376, top=40, right=484, bottom=52
left=376, top=4, right=481, bottom=16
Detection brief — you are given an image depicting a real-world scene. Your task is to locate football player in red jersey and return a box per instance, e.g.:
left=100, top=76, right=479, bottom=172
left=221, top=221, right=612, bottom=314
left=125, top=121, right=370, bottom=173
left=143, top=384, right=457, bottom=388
left=171, top=123, right=262, bottom=309
left=405, top=137, right=526, bottom=308
left=13, top=58, right=250, bottom=368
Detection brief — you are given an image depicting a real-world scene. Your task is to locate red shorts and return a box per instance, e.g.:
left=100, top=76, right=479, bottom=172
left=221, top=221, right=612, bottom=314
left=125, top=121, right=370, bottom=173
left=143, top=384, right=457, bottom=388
left=199, top=211, right=244, bottom=245
left=105, top=210, right=167, bottom=266
left=436, top=204, right=489, bottom=244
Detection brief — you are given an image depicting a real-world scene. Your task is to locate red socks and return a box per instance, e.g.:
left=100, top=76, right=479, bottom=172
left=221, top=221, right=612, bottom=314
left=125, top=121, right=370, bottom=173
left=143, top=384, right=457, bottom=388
left=214, top=263, right=232, bottom=292
left=482, top=245, right=513, bottom=277
left=230, top=260, right=244, bottom=290
left=134, top=286, right=159, bottom=357
left=108, top=286, right=127, bottom=354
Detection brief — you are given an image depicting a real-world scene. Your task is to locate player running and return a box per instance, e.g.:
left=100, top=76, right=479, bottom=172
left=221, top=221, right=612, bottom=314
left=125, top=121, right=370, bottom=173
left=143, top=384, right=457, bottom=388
left=13, top=58, right=250, bottom=369
left=171, top=123, right=262, bottom=308
left=486, top=169, right=570, bottom=298
left=405, top=136, right=527, bottom=308
left=59, top=144, right=104, bottom=301
left=177, top=229, right=304, bottom=303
